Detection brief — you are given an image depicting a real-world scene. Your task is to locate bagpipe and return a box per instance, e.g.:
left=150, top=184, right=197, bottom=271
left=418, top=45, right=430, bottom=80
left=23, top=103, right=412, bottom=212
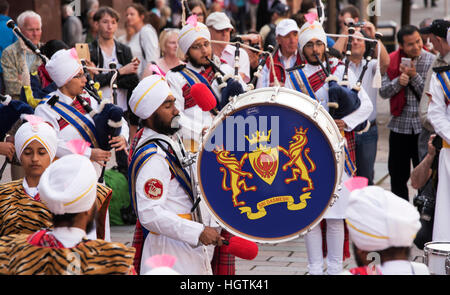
left=206, top=56, right=245, bottom=111
left=73, top=81, right=123, bottom=183
left=8, top=19, right=124, bottom=181
left=6, top=19, right=48, bottom=64
left=247, top=44, right=277, bottom=91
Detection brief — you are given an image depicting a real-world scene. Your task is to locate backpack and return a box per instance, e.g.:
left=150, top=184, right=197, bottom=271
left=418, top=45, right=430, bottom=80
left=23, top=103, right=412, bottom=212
left=104, top=167, right=136, bottom=225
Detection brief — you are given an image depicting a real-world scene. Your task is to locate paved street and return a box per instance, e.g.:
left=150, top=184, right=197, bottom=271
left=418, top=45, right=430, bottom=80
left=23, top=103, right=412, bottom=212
left=1, top=0, right=444, bottom=275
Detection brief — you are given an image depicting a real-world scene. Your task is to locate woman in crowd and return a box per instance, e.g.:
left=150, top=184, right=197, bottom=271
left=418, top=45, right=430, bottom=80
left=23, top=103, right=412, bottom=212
left=124, top=3, right=160, bottom=78
left=142, top=28, right=184, bottom=77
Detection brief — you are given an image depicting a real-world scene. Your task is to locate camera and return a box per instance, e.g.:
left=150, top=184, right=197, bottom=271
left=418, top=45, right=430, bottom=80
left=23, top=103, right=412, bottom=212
left=413, top=193, right=435, bottom=222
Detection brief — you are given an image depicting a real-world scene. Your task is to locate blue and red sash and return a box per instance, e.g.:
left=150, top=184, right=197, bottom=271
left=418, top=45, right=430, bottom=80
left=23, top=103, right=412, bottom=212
left=435, top=70, right=450, bottom=106
left=179, top=66, right=219, bottom=109
left=288, top=66, right=356, bottom=176
left=39, top=98, right=99, bottom=148
left=128, top=140, right=194, bottom=241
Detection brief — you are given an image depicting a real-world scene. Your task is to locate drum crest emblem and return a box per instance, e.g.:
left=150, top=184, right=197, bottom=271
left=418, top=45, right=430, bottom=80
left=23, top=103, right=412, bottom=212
left=245, top=130, right=279, bottom=185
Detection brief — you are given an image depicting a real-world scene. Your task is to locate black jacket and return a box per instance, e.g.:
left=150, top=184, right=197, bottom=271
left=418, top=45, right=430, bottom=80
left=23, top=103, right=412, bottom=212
left=88, top=39, right=139, bottom=98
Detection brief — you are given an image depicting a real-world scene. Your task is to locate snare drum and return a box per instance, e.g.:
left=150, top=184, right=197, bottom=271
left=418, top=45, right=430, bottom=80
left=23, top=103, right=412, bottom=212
left=424, top=241, right=450, bottom=275
left=197, top=87, right=345, bottom=243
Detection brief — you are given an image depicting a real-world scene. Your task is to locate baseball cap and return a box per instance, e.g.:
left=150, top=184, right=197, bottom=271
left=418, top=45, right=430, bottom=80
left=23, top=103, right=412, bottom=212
left=270, top=3, right=289, bottom=16
left=420, top=19, right=450, bottom=38
left=275, top=19, right=299, bottom=37
left=206, top=12, right=234, bottom=31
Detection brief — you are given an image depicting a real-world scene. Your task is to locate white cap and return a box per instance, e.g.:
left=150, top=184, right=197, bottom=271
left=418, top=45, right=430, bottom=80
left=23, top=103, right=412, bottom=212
left=275, top=19, right=299, bottom=37
left=45, top=48, right=82, bottom=88
left=298, top=20, right=327, bottom=51
left=178, top=17, right=211, bottom=54
left=129, top=75, right=173, bottom=120
left=206, top=12, right=234, bottom=31
left=15, top=115, right=58, bottom=162
left=345, top=186, right=421, bottom=252
left=38, top=154, right=97, bottom=215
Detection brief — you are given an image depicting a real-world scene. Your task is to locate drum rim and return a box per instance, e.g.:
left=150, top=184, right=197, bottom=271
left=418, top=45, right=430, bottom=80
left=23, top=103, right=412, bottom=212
left=424, top=241, right=450, bottom=256
left=196, top=98, right=342, bottom=243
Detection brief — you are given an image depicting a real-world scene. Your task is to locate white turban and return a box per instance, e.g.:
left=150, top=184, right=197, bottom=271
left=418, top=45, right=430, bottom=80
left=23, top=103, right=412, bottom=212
left=129, top=75, right=173, bottom=120
left=14, top=115, right=58, bottom=162
left=45, top=48, right=82, bottom=88
left=298, top=20, right=327, bottom=52
left=345, top=186, right=421, bottom=252
left=38, top=154, right=97, bottom=215
left=178, top=19, right=211, bottom=55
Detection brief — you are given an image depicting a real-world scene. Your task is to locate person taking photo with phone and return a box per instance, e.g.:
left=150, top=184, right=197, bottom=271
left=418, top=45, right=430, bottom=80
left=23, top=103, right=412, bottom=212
left=380, top=25, right=435, bottom=202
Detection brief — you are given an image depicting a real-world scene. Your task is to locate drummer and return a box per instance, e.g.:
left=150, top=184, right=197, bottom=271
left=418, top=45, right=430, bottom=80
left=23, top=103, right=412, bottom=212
left=165, top=17, right=245, bottom=275
left=286, top=19, right=373, bottom=275
left=342, top=182, right=429, bottom=275
left=257, top=18, right=304, bottom=88
left=128, top=75, right=224, bottom=275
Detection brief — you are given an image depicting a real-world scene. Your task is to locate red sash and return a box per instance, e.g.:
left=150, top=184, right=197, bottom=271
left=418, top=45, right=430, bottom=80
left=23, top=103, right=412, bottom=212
left=386, top=49, right=407, bottom=117
left=182, top=66, right=216, bottom=110
left=349, top=266, right=382, bottom=275
left=266, top=50, right=304, bottom=85
left=58, top=96, right=91, bottom=130
left=307, top=64, right=339, bottom=93
left=27, top=229, right=65, bottom=248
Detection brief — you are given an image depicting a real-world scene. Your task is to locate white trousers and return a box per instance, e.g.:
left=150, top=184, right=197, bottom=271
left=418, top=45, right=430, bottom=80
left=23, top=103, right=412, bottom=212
left=304, top=218, right=344, bottom=275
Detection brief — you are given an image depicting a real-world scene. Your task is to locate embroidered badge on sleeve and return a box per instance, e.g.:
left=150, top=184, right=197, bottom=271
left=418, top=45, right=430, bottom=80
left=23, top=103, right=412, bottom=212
left=144, top=179, right=164, bottom=200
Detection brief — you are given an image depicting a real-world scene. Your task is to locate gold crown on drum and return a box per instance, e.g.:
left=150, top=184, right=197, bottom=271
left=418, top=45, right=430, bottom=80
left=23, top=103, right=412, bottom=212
left=245, top=130, right=272, bottom=145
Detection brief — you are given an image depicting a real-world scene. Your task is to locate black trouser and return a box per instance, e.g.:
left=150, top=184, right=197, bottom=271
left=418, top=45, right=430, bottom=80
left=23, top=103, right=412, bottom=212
left=388, top=130, right=420, bottom=201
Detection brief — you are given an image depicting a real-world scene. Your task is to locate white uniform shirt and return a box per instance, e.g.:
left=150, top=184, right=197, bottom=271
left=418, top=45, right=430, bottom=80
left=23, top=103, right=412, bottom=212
left=166, top=56, right=246, bottom=140
left=284, top=57, right=373, bottom=218
left=34, top=89, right=129, bottom=164
left=428, top=73, right=450, bottom=241
left=284, top=57, right=373, bottom=132
left=135, top=127, right=214, bottom=275
left=258, top=50, right=300, bottom=88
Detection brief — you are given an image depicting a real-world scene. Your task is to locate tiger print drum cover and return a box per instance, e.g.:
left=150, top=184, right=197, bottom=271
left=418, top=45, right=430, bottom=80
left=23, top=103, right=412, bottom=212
left=197, top=88, right=343, bottom=243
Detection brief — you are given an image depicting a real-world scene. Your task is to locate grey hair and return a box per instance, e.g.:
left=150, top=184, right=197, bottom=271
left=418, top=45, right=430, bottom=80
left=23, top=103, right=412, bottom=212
left=17, top=10, right=42, bottom=29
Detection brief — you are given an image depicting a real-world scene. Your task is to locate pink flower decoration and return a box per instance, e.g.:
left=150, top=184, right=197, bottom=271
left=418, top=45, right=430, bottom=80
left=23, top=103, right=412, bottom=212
left=67, top=139, right=90, bottom=156
left=148, top=64, right=163, bottom=76
left=304, top=12, right=318, bottom=24
left=344, top=176, right=369, bottom=192
left=69, top=48, right=79, bottom=60
left=24, top=115, right=44, bottom=126
left=186, top=15, right=198, bottom=27
left=146, top=254, right=177, bottom=269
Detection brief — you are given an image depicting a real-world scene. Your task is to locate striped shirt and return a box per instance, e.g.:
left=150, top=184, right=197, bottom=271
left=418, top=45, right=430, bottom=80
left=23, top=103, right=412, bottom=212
left=379, top=49, right=435, bottom=134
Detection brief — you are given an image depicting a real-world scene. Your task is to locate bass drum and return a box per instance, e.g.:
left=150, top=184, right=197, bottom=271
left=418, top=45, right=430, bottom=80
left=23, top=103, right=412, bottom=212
left=197, top=87, right=345, bottom=243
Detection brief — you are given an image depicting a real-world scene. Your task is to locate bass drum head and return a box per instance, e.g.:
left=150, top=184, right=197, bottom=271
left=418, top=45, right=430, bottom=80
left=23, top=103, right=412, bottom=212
left=197, top=87, right=343, bottom=243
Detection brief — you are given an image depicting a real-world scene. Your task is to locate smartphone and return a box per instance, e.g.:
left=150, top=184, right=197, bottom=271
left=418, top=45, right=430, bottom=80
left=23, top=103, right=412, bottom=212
left=401, top=57, right=412, bottom=68
left=75, top=43, right=90, bottom=62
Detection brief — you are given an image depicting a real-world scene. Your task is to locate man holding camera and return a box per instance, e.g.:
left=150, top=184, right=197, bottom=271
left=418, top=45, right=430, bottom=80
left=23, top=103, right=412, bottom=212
left=380, top=25, right=435, bottom=201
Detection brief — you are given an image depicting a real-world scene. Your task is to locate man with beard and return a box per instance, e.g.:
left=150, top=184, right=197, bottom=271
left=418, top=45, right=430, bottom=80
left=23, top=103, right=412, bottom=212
left=0, top=151, right=136, bottom=275
left=128, top=75, right=223, bottom=275
left=165, top=17, right=245, bottom=149
left=341, top=183, right=429, bottom=275
left=285, top=20, right=373, bottom=275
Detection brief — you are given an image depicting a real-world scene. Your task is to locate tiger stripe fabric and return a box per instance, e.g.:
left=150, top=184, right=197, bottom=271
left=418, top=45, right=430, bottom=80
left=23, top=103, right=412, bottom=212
left=0, top=233, right=135, bottom=275
left=0, top=179, right=113, bottom=239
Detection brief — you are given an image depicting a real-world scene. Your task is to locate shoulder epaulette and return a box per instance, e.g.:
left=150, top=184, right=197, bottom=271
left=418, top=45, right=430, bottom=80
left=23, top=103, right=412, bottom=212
left=170, top=64, right=186, bottom=72
left=433, top=65, right=450, bottom=73
left=286, top=64, right=305, bottom=72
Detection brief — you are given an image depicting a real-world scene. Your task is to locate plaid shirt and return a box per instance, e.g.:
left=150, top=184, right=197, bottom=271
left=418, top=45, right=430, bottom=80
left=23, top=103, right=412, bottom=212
left=380, top=49, right=435, bottom=134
